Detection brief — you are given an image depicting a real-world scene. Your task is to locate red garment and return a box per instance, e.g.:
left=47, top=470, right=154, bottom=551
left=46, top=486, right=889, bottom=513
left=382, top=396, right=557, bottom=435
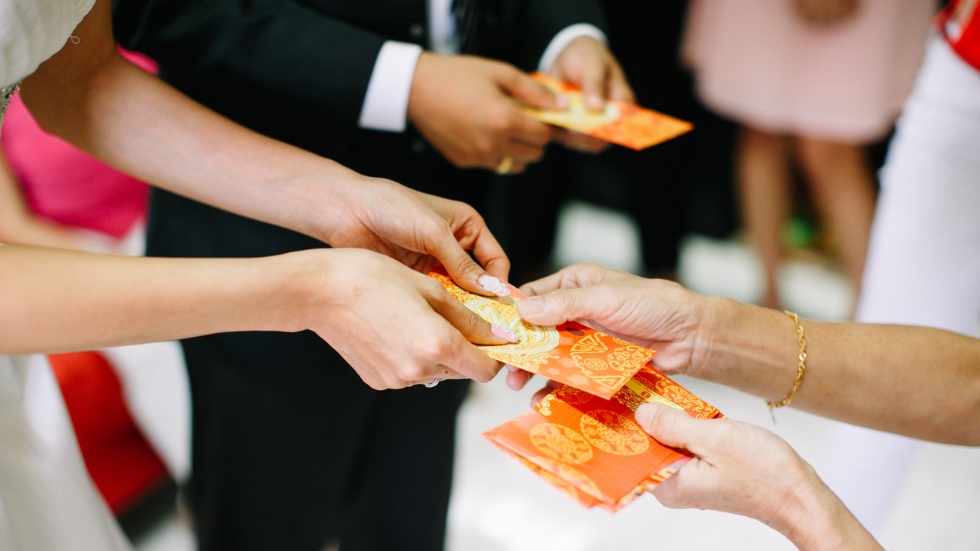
left=938, top=0, right=980, bottom=71
left=0, top=50, right=156, bottom=239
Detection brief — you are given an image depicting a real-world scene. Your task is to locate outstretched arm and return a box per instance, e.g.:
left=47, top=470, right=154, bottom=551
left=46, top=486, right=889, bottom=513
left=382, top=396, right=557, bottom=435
left=516, top=264, right=980, bottom=445
left=20, top=0, right=509, bottom=293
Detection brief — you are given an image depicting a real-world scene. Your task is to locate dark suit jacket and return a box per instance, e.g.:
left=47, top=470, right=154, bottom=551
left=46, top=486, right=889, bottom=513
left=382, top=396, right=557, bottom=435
left=113, top=0, right=606, bottom=198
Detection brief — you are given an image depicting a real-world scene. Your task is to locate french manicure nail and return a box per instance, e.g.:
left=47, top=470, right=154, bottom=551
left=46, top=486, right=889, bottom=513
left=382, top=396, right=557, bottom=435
left=492, top=324, right=519, bottom=343
left=634, top=403, right=658, bottom=428
left=517, top=297, right=544, bottom=316
left=479, top=275, right=508, bottom=297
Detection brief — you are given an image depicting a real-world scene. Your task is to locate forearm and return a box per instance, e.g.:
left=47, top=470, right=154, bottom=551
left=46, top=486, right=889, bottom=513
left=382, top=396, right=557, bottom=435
left=20, top=0, right=358, bottom=245
left=775, top=473, right=882, bottom=551
left=0, top=246, right=317, bottom=354
left=694, top=297, right=980, bottom=444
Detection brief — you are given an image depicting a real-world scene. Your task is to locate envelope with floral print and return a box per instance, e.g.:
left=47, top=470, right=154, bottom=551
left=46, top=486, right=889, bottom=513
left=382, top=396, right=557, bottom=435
left=525, top=73, right=694, bottom=150
left=485, top=367, right=723, bottom=512
left=428, top=271, right=655, bottom=400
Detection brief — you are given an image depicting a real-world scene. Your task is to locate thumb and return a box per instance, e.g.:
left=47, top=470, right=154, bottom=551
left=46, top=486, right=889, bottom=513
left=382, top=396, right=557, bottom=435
left=498, top=67, right=567, bottom=111
left=634, top=403, right=712, bottom=455
left=515, top=287, right=601, bottom=326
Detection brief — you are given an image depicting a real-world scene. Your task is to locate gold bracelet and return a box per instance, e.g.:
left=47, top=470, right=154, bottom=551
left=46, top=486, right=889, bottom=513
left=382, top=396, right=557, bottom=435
left=767, top=310, right=807, bottom=416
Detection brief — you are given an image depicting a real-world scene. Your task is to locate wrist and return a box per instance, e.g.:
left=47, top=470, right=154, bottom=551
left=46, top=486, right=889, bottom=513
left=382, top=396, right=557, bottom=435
left=774, top=470, right=881, bottom=551
left=261, top=249, right=341, bottom=334
left=689, top=298, right=803, bottom=402
left=406, top=51, right=436, bottom=126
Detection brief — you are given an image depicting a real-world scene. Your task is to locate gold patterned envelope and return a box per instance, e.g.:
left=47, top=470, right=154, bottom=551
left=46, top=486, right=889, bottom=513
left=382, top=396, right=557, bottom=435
left=428, top=271, right=655, bottom=399
left=525, top=73, right=694, bottom=151
left=485, top=367, right=723, bottom=512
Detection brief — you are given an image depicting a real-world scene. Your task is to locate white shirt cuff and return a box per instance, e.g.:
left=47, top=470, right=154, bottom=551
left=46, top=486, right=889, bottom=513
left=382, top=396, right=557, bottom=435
left=358, top=41, right=424, bottom=132
left=537, top=23, right=608, bottom=73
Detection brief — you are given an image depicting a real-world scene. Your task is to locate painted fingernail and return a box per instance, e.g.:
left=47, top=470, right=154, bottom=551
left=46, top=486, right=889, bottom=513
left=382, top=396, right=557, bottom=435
left=634, top=403, right=659, bottom=429
left=479, top=275, right=509, bottom=297
left=492, top=324, right=519, bottom=343
left=517, top=297, right=544, bottom=316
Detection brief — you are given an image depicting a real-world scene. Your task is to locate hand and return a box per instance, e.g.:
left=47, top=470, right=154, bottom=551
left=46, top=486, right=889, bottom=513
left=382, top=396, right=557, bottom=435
left=635, top=404, right=882, bottom=550
left=322, top=175, right=511, bottom=297
left=407, top=53, right=563, bottom=174
left=548, top=36, right=635, bottom=153
left=295, top=248, right=511, bottom=390
left=506, top=263, right=706, bottom=390
left=794, top=0, right=859, bottom=25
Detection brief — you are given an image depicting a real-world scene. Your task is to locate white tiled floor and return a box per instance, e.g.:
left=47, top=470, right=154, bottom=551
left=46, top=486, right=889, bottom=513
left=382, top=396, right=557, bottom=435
left=136, top=201, right=980, bottom=550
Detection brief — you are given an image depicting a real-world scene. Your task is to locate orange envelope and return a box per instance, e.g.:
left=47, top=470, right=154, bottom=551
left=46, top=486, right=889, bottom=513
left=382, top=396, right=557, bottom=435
left=525, top=73, right=693, bottom=150
left=428, top=271, right=655, bottom=399
left=485, top=367, right=723, bottom=512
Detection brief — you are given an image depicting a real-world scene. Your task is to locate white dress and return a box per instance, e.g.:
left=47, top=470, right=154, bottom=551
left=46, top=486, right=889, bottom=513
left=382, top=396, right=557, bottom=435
left=0, top=0, right=133, bottom=549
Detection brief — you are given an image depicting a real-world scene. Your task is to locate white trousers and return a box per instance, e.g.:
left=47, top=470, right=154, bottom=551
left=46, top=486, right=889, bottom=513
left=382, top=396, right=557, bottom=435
left=820, top=37, right=980, bottom=535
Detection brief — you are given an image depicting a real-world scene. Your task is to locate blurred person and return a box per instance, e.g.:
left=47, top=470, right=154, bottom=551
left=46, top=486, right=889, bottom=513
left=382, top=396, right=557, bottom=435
left=818, top=0, right=980, bottom=534
left=507, top=262, right=980, bottom=548
left=683, top=0, right=935, bottom=308
left=111, top=2, right=635, bottom=548
left=0, top=49, right=153, bottom=253
left=0, top=0, right=516, bottom=549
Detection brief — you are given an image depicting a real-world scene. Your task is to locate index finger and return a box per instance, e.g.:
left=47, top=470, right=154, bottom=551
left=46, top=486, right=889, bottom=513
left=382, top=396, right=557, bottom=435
left=519, top=263, right=620, bottom=296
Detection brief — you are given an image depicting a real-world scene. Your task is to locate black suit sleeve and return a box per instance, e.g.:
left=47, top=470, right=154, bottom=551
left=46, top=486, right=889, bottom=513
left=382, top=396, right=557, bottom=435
left=113, top=0, right=389, bottom=126
left=498, top=0, right=608, bottom=72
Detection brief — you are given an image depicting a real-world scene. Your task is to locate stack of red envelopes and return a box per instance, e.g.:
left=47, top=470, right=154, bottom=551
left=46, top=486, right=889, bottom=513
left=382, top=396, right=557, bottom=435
left=429, top=272, right=723, bottom=511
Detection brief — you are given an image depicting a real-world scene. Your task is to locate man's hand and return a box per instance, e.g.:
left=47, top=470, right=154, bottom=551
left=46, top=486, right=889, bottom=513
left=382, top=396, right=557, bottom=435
left=548, top=36, right=635, bottom=153
left=407, top=53, right=564, bottom=174
left=321, top=175, right=511, bottom=296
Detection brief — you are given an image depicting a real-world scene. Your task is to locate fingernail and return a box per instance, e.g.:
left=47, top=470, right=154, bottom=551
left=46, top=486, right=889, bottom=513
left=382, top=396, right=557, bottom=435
left=479, top=275, right=510, bottom=297
left=555, top=94, right=569, bottom=109
left=587, top=93, right=604, bottom=110
left=634, top=403, right=659, bottom=429
left=517, top=297, right=544, bottom=316
left=492, top=324, right=519, bottom=343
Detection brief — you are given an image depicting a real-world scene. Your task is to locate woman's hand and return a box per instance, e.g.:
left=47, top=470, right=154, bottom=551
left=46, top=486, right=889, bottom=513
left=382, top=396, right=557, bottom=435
left=635, top=404, right=882, bottom=551
left=320, top=176, right=512, bottom=297
left=292, top=248, right=511, bottom=390
left=507, top=263, right=708, bottom=390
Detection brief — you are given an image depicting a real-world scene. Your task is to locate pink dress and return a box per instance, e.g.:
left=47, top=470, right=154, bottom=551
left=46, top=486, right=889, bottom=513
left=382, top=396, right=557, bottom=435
left=0, top=49, right=155, bottom=239
left=683, top=0, right=937, bottom=142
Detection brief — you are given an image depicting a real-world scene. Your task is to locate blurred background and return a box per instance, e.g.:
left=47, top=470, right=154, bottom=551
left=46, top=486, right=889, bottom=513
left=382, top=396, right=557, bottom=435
left=5, top=0, right=979, bottom=549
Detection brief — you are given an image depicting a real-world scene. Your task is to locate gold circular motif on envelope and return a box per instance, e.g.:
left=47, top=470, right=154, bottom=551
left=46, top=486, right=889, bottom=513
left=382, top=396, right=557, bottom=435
left=464, top=295, right=560, bottom=356
left=529, top=423, right=593, bottom=464
left=579, top=409, right=650, bottom=456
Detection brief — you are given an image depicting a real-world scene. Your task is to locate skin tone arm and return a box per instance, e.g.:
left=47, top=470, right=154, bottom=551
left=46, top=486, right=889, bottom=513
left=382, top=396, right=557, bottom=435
left=635, top=404, right=883, bottom=550
left=513, top=263, right=980, bottom=445
left=2, top=0, right=518, bottom=388
left=0, top=245, right=508, bottom=390
left=0, top=152, right=80, bottom=249
left=20, top=0, right=508, bottom=294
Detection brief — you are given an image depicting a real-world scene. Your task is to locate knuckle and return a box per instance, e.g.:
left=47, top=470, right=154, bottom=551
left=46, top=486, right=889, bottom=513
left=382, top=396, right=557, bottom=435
left=398, top=363, right=429, bottom=383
